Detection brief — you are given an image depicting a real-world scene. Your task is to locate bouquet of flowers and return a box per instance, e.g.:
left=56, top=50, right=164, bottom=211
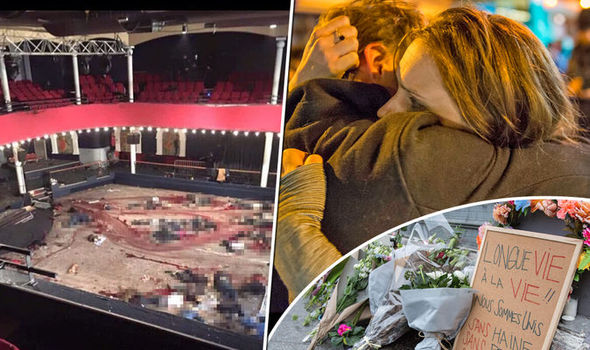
left=353, top=230, right=474, bottom=350
left=301, top=241, right=394, bottom=349
left=397, top=233, right=475, bottom=350
left=482, top=199, right=590, bottom=282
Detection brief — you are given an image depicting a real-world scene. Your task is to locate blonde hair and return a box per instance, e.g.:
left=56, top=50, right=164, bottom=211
left=399, top=7, right=581, bottom=147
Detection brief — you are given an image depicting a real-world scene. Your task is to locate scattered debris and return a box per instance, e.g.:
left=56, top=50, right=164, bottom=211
left=87, top=234, right=106, bottom=246
left=67, top=263, right=79, bottom=274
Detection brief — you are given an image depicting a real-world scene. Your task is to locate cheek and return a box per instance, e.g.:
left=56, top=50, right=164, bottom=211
left=377, top=91, right=410, bottom=118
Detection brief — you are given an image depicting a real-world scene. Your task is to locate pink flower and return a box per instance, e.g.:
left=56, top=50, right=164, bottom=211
left=530, top=200, right=557, bottom=218
left=493, top=204, right=511, bottom=225
left=337, top=324, right=352, bottom=336
left=583, top=228, right=590, bottom=247
left=557, top=200, right=578, bottom=220
left=477, top=223, right=491, bottom=250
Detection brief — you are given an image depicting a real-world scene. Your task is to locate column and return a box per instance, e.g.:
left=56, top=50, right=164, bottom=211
left=130, top=143, right=136, bottom=174
left=270, top=37, right=286, bottom=105
left=178, top=130, right=186, bottom=157
left=12, top=143, right=26, bottom=194
left=114, top=128, right=121, bottom=152
left=72, top=54, right=81, bottom=105
left=260, top=132, right=273, bottom=187
left=0, top=53, right=12, bottom=112
left=156, top=128, right=163, bottom=155
left=70, top=131, right=80, bottom=155
left=50, top=134, right=58, bottom=154
left=127, top=47, right=134, bottom=103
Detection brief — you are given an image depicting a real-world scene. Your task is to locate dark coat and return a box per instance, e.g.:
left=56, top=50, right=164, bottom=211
left=285, top=79, right=590, bottom=253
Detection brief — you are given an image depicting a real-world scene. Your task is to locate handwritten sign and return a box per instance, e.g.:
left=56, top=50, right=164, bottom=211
left=454, top=227, right=582, bottom=350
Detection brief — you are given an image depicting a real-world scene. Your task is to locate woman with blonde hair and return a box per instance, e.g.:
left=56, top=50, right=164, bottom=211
left=277, top=7, right=590, bottom=301
left=378, top=6, right=581, bottom=147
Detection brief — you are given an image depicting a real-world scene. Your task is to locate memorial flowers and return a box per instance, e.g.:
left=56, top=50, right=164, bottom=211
left=482, top=199, right=590, bottom=281
left=328, top=322, right=365, bottom=347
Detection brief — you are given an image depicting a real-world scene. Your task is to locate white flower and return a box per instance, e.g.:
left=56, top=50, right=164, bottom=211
left=453, top=270, right=466, bottom=280
left=426, top=271, right=445, bottom=279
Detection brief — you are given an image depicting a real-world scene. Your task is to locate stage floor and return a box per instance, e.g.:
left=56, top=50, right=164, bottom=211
left=14, top=184, right=274, bottom=336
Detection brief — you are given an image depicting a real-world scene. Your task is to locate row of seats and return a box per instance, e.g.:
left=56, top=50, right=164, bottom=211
left=133, top=72, right=273, bottom=104
left=209, top=80, right=271, bottom=104
left=3, top=80, right=66, bottom=103
left=80, top=75, right=126, bottom=104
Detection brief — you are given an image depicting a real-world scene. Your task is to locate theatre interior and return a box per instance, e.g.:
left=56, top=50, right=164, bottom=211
left=0, top=10, right=288, bottom=350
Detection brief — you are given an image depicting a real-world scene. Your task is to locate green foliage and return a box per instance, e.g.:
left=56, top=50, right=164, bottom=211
left=400, top=265, right=471, bottom=290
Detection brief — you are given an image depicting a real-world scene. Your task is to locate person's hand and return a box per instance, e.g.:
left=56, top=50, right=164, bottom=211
left=288, top=16, right=360, bottom=92
left=281, top=148, right=323, bottom=177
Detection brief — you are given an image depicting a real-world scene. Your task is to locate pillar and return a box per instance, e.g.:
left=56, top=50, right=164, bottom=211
left=130, top=143, right=136, bottom=174
left=12, top=143, right=26, bottom=194
left=72, top=54, right=81, bottom=105
left=270, top=37, right=286, bottom=105
left=127, top=47, right=134, bottom=103
left=260, top=132, right=273, bottom=187
left=0, top=53, right=12, bottom=112
left=70, top=131, right=80, bottom=155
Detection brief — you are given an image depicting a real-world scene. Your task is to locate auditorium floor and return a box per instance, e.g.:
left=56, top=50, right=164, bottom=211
left=18, top=184, right=274, bottom=336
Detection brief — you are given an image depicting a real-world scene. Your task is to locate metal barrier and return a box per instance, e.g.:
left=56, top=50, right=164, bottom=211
left=49, top=160, right=112, bottom=186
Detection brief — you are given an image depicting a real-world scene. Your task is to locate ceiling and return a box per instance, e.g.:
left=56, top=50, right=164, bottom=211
left=0, top=11, right=290, bottom=37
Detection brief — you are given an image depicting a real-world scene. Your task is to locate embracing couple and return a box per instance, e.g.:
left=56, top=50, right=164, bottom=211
left=275, top=0, right=590, bottom=300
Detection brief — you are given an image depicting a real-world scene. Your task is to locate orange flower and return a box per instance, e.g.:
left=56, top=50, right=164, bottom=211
left=530, top=200, right=557, bottom=217
left=574, top=201, right=590, bottom=224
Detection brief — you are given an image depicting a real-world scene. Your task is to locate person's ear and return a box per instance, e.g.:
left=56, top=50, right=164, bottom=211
left=362, top=42, right=389, bottom=78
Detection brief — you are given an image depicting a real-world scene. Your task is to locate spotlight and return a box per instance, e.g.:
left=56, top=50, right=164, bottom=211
left=201, top=129, right=206, bottom=134
left=148, top=127, right=153, bottom=132
left=182, top=23, right=188, bottom=34
left=61, top=132, right=66, bottom=136
left=582, top=0, right=590, bottom=8
left=192, top=129, right=196, bottom=134
left=232, top=131, right=239, bottom=136
left=211, top=130, right=216, bottom=134
left=19, top=140, right=25, bottom=145
left=95, top=127, right=100, bottom=132
left=255, top=132, right=260, bottom=136
left=221, top=130, right=226, bottom=135
left=36, top=137, right=40, bottom=141
left=113, top=127, right=118, bottom=131
left=86, top=129, right=91, bottom=133
left=104, top=127, right=109, bottom=131
left=26, top=138, right=31, bottom=142
left=174, top=128, right=179, bottom=133
left=164, top=128, right=169, bottom=132
left=122, top=127, right=127, bottom=131
left=43, top=135, right=49, bottom=139
left=0, top=146, right=3, bottom=151
left=139, top=127, right=144, bottom=131
left=156, top=128, right=161, bottom=132
left=244, top=131, right=249, bottom=136
left=182, top=128, right=187, bottom=133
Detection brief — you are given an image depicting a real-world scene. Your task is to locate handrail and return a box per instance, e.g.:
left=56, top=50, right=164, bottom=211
left=135, top=160, right=277, bottom=175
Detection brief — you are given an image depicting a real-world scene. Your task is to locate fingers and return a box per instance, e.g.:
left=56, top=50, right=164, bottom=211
left=304, top=154, right=323, bottom=165
left=282, top=148, right=307, bottom=176
left=313, top=15, right=351, bottom=39
left=281, top=149, right=323, bottom=177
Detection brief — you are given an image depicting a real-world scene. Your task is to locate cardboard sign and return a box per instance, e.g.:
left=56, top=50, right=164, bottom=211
left=454, top=227, right=583, bottom=350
